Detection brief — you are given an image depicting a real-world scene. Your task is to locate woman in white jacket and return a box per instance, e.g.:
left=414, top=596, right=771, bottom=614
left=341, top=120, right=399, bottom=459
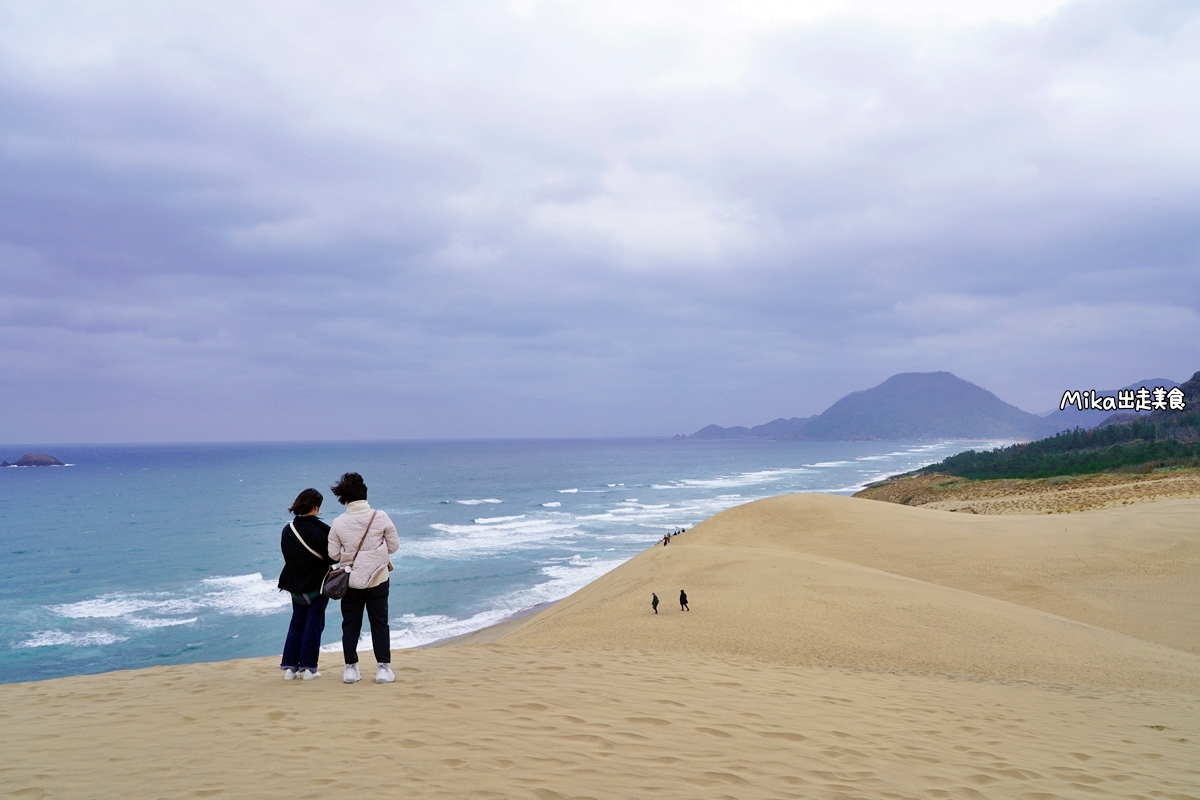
left=327, top=472, right=400, bottom=684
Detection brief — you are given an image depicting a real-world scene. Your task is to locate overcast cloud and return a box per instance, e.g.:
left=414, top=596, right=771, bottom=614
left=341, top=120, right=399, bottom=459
left=1, top=0, right=1198, bottom=442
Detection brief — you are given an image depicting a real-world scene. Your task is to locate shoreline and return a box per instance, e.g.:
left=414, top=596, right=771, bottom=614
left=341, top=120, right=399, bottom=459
left=16, top=471, right=1200, bottom=679
left=3, top=492, right=1198, bottom=798
left=420, top=601, right=558, bottom=648
left=3, top=437, right=987, bottom=683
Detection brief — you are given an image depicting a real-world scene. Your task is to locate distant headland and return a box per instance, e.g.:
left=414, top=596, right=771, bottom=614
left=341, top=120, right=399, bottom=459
left=1, top=453, right=66, bottom=467
left=680, top=372, right=1064, bottom=441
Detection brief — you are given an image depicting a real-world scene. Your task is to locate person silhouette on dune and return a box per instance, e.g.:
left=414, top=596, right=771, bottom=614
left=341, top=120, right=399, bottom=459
left=679, top=589, right=689, bottom=611
left=651, top=593, right=659, bottom=614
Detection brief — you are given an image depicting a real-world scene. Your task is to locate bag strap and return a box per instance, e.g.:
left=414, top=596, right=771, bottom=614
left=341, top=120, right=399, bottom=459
left=345, top=511, right=378, bottom=567
left=289, top=521, right=324, bottom=560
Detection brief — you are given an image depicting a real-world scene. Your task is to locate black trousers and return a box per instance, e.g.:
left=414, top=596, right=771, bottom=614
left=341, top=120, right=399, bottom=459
left=341, top=581, right=390, bottom=665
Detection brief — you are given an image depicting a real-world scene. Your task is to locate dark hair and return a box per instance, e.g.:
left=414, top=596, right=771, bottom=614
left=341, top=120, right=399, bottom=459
left=330, top=472, right=367, bottom=505
left=289, top=488, right=323, bottom=516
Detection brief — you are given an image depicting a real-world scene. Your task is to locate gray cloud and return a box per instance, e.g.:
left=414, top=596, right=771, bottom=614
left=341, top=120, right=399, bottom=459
left=1, top=0, right=1198, bottom=442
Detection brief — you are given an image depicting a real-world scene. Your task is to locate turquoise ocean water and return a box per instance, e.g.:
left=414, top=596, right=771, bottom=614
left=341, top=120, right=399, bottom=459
left=0, top=438, right=1002, bottom=683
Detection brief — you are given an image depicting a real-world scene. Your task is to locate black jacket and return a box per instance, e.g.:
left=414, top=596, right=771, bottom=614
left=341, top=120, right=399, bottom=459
left=278, top=515, right=336, bottom=594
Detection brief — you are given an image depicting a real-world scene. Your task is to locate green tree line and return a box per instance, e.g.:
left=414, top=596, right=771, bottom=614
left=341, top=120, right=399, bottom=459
left=921, top=411, right=1200, bottom=480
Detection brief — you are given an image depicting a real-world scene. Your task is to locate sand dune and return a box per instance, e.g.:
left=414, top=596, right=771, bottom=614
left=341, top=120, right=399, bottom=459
left=2, top=494, right=1198, bottom=799
left=639, top=493, right=1200, bottom=656
left=4, top=647, right=1197, bottom=799
left=502, top=545, right=1200, bottom=693
left=855, top=469, right=1200, bottom=515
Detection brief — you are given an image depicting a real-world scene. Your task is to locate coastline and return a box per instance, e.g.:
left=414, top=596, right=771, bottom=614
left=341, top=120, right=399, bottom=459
left=421, top=601, right=558, bottom=648
left=2, top=437, right=982, bottom=680
left=3, top=492, right=1198, bottom=798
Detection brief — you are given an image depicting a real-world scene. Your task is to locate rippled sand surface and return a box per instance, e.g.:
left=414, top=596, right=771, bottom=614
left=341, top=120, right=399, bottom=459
left=855, top=469, right=1200, bottom=514
left=2, top=494, right=1198, bottom=799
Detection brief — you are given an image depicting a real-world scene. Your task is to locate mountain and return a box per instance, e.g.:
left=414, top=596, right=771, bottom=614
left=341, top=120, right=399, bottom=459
left=746, top=417, right=814, bottom=438
left=688, top=424, right=752, bottom=440
left=688, top=417, right=813, bottom=440
left=801, top=372, right=1060, bottom=440
left=1038, top=378, right=1181, bottom=431
left=686, top=372, right=1060, bottom=441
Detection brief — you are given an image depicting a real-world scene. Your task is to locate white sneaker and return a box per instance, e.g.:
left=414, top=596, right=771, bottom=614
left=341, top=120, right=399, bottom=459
left=283, top=669, right=297, bottom=681
left=301, top=670, right=321, bottom=681
left=375, top=664, right=395, bottom=684
left=343, top=664, right=361, bottom=684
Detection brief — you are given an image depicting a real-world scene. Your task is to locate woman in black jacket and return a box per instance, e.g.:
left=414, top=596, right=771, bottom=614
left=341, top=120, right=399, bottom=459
left=278, top=488, right=337, bottom=680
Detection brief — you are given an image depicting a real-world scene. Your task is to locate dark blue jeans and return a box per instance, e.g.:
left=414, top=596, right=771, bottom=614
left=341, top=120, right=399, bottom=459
left=281, top=593, right=329, bottom=673
left=341, top=581, right=390, bottom=665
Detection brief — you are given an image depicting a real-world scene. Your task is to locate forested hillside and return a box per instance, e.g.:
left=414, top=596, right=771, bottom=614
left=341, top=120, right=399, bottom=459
left=922, top=371, right=1200, bottom=479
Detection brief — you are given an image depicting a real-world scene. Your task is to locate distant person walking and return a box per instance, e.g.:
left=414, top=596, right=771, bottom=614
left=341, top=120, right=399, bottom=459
left=679, top=589, right=689, bottom=611
left=278, top=488, right=337, bottom=680
left=662, top=534, right=670, bottom=546
left=651, top=593, right=659, bottom=614
left=328, top=472, right=400, bottom=685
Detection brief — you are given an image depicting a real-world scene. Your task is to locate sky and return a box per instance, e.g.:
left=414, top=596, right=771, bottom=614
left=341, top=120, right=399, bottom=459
left=1, top=0, right=1198, bottom=443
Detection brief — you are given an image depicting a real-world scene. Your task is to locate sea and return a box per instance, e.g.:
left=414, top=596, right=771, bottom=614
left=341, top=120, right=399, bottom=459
left=0, top=437, right=1004, bottom=684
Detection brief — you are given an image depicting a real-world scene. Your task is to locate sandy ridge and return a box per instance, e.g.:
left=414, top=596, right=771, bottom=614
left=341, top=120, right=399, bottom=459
left=855, top=469, right=1200, bottom=514
left=2, top=493, right=1198, bottom=799
left=498, top=495, right=1200, bottom=691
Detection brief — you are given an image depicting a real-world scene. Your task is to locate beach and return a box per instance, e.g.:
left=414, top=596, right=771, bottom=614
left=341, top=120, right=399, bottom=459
left=0, top=437, right=990, bottom=679
left=3, top=493, right=1198, bottom=798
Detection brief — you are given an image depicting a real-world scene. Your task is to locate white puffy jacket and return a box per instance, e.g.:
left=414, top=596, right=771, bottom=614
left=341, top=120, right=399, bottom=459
left=328, top=501, right=400, bottom=589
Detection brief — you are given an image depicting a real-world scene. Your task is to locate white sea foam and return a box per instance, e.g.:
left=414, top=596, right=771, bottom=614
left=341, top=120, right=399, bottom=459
left=319, top=605, right=520, bottom=653
left=128, top=617, right=198, bottom=629
left=835, top=470, right=924, bottom=494
left=392, top=608, right=515, bottom=648
left=456, top=498, right=502, bottom=505
left=429, top=518, right=571, bottom=537
left=194, top=574, right=290, bottom=616
left=652, top=467, right=814, bottom=491
left=503, top=555, right=626, bottom=608
left=334, top=553, right=635, bottom=652
left=19, top=574, right=287, bottom=661
left=48, top=574, right=288, bottom=637
left=574, top=498, right=709, bottom=529
left=594, top=532, right=664, bottom=544
left=17, top=630, right=129, bottom=648
left=558, top=488, right=578, bottom=493
left=541, top=501, right=561, bottom=508
left=52, top=597, right=164, bottom=619
left=474, top=514, right=525, bottom=524
left=415, top=516, right=581, bottom=558
left=5, top=464, right=75, bottom=468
